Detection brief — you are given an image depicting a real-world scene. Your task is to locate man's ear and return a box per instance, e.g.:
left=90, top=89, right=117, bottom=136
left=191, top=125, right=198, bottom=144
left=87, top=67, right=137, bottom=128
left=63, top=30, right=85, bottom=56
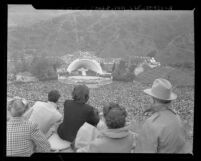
left=7, top=99, right=15, bottom=111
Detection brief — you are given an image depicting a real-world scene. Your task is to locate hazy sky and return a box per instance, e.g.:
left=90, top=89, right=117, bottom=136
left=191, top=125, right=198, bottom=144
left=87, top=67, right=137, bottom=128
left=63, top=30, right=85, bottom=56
left=8, top=5, right=80, bottom=27
left=8, top=5, right=193, bottom=27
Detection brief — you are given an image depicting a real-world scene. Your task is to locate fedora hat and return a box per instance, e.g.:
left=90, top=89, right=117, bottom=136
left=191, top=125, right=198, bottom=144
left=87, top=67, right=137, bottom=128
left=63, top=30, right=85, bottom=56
left=143, top=78, right=177, bottom=100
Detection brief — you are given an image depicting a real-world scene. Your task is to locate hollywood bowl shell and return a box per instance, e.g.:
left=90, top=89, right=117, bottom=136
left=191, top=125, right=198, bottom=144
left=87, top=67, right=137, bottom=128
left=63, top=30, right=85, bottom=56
left=58, top=75, right=112, bottom=88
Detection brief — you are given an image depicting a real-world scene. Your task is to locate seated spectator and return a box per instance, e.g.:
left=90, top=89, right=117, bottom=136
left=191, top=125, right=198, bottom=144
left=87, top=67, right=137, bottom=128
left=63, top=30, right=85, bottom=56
left=23, top=90, right=62, bottom=136
left=135, top=78, right=187, bottom=153
left=77, top=103, right=137, bottom=153
left=7, top=98, right=50, bottom=157
left=57, top=84, right=100, bottom=148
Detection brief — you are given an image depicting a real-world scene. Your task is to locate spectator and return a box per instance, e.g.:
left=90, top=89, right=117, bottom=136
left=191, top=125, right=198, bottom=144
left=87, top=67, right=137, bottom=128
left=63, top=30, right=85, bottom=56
left=77, top=103, right=137, bottom=153
left=23, top=90, right=62, bottom=136
left=7, top=98, right=50, bottom=156
left=135, top=78, right=186, bottom=153
left=57, top=84, right=100, bottom=148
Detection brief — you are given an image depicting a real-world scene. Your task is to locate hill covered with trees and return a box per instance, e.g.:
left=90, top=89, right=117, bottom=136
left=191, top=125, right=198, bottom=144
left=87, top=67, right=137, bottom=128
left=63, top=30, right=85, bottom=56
left=8, top=11, right=194, bottom=65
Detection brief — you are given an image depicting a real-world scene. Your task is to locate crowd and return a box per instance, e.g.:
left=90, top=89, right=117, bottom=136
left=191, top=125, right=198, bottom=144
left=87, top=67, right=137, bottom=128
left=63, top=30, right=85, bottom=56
left=7, top=78, right=191, bottom=156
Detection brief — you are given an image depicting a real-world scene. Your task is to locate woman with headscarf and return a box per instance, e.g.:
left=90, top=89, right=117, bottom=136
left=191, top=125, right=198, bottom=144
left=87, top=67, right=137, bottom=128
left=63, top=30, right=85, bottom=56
left=76, top=102, right=137, bottom=153
left=57, top=84, right=100, bottom=149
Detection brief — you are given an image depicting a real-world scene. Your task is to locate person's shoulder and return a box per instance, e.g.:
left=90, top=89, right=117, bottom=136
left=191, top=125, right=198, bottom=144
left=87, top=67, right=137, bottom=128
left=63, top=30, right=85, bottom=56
left=28, top=121, right=41, bottom=132
left=90, top=134, right=105, bottom=146
left=64, top=99, right=72, bottom=105
left=147, top=112, right=161, bottom=123
left=20, top=119, right=35, bottom=130
left=84, top=103, right=94, bottom=110
left=35, top=101, right=45, bottom=105
left=33, top=101, right=46, bottom=108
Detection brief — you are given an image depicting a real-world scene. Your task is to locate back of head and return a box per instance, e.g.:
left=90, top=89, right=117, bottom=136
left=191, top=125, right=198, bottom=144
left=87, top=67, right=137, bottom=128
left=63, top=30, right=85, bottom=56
left=72, top=84, right=89, bottom=104
left=103, top=102, right=127, bottom=129
left=9, top=98, right=28, bottom=117
left=48, top=90, right=61, bottom=103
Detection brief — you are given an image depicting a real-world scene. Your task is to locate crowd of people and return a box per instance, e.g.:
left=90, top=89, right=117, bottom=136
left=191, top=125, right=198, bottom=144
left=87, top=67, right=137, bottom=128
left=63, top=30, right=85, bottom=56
left=7, top=78, right=190, bottom=156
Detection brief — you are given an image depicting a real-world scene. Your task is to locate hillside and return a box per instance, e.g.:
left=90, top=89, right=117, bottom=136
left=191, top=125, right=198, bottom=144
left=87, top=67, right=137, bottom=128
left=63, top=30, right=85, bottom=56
left=136, top=66, right=194, bottom=87
left=136, top=66, right=173, bottom=85
left=8, top=10, right=194, bottom=67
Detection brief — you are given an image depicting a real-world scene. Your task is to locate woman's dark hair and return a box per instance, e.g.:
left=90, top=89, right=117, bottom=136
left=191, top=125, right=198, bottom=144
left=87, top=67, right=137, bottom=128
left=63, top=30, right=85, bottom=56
left=72, top=84, right=89, bottom=104
left=103, top=102, right=127, bottom=129
left=48, top=90, right=61, bottom=103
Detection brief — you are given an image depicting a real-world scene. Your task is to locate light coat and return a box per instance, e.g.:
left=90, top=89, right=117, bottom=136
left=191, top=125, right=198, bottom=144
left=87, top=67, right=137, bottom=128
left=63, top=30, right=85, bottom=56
left=135, top=109, right=187, bottom=153
left=77, top=125, right=136, bottom=153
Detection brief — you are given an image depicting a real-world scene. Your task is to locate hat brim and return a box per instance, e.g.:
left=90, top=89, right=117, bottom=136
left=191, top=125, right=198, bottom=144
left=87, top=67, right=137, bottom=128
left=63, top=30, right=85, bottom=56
left=143, top=88, right=177, bottom=100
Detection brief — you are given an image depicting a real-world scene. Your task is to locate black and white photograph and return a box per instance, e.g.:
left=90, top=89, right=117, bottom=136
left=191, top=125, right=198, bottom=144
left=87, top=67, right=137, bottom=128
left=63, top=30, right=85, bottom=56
left=7, top=5, right=194, bottom=156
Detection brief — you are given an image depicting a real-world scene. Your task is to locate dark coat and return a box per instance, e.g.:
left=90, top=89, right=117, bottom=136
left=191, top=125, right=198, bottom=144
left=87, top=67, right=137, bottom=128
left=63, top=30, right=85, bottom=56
left=57, top=100, right=100, bottom=142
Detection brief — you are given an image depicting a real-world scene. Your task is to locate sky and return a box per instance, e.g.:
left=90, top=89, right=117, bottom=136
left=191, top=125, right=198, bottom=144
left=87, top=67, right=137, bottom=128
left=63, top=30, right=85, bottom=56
left=8, top=5, right=80, bottom=27
left=8, top=5, right=193, bottom=28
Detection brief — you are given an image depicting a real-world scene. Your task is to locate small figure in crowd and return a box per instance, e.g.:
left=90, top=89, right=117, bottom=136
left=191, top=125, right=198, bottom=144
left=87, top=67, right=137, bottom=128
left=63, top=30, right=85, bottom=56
left=7, top=98, right=50, bottom=156
left=135, top=78, right=186, bottom=153
left=57, top=84, right=100, bottom=148
left=23, top=90, right=62, bottom=136
left=77, top=102, right=137, bottom=153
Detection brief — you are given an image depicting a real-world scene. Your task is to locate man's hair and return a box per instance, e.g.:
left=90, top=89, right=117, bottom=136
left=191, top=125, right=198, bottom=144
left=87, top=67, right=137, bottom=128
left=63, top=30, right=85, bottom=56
left=10, top=99, right=28, bottom=117
left=103, top=102, right=127, bottom=129
left=72, top=84, right=89, bottom=104
left=153, top=97, right=172, bottom=104
left=48, top=90, right=61, bottom=103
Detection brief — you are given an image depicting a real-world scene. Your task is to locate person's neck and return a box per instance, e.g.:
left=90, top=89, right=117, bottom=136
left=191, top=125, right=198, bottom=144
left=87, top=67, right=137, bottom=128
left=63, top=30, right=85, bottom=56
left=151, top=103, right=170, bottom=113
left=11, top=116, right=23, bottom=119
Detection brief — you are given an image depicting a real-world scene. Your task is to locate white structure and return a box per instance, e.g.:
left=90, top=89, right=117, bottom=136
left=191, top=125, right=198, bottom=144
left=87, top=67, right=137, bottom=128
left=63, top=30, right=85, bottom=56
left=148, top=57, right=160, bottom=68
left=67, top=59, right=104, bottom=75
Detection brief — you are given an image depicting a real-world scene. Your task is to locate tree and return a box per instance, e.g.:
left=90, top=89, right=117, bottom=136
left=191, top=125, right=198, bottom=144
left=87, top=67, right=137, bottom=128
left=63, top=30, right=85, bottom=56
left=11, top=54, right=31, bottom=75
left=112, top=63, right=116, bottom=72
left=100, top=62, right=105, bottom=71
left=30, top=56, right=58, bottom=81
left=112, top=59, right=135, bottom=82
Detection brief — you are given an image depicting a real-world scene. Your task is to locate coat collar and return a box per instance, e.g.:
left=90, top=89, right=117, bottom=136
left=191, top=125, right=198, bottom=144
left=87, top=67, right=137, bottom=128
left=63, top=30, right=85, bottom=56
left=47, top=101, right=57, bottom=110
left=100, top=125, right=131, bottom=139
left=9, top=116, right=25, bottom=122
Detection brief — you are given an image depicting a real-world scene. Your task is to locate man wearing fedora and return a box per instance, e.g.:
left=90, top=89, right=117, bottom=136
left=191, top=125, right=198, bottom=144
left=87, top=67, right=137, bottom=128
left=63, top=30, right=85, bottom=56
left=135, top=78, right=187, bottom=153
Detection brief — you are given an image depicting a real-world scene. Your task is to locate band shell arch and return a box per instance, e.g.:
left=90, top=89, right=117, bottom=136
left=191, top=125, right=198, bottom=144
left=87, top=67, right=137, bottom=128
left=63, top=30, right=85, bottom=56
left=67, top=59, right=104, bottom=74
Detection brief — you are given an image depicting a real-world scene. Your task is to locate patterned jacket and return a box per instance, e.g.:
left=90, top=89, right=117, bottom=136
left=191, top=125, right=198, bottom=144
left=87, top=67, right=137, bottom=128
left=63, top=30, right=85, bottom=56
left=7, top=117, right=50, bottom=157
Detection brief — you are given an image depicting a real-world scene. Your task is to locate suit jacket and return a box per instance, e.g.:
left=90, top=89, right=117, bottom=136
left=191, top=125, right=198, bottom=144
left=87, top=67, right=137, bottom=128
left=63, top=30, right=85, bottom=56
left=135, top=109, right=186, bottom=153
left=57, top=100, right=100, bottom=142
